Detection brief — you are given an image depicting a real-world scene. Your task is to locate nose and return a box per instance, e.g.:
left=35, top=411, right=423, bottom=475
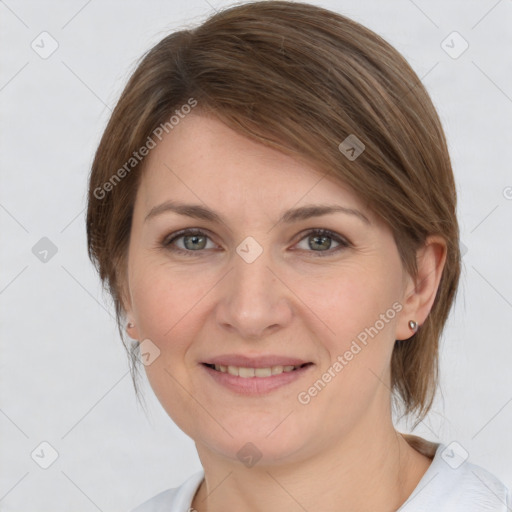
left=214, top=243, right=293, bottom=340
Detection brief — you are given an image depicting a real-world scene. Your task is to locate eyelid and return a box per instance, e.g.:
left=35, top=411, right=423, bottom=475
left=293, top=227, right=350, bottom=246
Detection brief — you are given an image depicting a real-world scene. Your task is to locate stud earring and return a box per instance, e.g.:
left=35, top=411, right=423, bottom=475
left=126, top=322, right=135, bottom=330
left=408, top=320, right=418, bottom=332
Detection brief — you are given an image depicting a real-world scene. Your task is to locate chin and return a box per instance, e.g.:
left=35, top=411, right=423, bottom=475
left=193, top=417, right=311, bottom=467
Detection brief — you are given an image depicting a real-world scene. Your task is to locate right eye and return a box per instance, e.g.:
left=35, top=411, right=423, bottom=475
left=162, top=229, right=217, bottom=256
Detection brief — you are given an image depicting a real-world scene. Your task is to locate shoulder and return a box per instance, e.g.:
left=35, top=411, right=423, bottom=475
left=130, top=488, right=180, bottom=512
left=439, top=458, right=511, bottom=510
left=401, top=440, right=511, bottom=511
left=130, top=470, right=204, bottom=512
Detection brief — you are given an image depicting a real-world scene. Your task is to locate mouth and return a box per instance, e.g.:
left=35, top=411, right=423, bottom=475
left=200, top=361, right=314, bottom=395
left=202, top=362, right=313, bottom=378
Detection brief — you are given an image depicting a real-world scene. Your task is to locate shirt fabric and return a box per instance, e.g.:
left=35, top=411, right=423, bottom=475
left=130, top=434, right=511, bottom=512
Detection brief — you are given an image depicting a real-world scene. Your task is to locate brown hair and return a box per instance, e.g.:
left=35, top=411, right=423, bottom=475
left=86, top=0, right=460, bottom=426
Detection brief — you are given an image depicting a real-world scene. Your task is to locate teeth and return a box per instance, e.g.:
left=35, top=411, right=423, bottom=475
left=255, top=367, right=271, bottom=377
left=239, top=367, right=255, bottom=378
left=271, top=365, right=283, bottom=375
left=212, top=364, right=302, bottom=378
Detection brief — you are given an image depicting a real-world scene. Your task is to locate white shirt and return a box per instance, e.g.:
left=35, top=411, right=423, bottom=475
left=130, top=437, right=511, bottom=511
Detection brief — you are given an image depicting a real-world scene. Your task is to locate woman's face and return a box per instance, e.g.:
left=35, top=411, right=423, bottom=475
left=124, top=113, right=417, bottom=465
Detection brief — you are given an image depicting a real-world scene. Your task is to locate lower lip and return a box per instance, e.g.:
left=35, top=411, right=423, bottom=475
left=201, top=364, right=313, bottom=395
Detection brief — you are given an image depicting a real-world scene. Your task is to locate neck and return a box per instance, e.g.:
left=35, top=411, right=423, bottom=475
left=191, top=416, right=432, bottom=512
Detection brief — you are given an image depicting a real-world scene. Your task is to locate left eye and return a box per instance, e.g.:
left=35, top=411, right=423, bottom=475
left=294, top=229, right=349, bottom=255
left=162, top=228, right=350, bottom=257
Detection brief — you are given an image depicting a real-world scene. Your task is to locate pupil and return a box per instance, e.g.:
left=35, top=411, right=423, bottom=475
left=312, top=235, right=330, bottom=250
left=185, top=235, right=205, bottom=250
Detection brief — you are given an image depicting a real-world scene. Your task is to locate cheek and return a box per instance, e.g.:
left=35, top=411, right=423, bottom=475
left=304, top=262, right=399, bottom=345
left=129, top=259, right=206, bottom=340
left=306, top=267, right=400, bottom=399
left=128, top=261, right=210, bottom=431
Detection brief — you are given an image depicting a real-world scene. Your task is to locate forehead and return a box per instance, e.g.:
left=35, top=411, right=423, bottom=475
left=136, top=113, right=373, bottom=223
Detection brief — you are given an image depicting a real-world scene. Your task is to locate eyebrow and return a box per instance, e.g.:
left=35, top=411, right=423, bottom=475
left=144, top=200, right=371, bottom=226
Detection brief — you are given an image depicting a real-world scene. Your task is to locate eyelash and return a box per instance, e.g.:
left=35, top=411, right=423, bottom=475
left=161, top=228, right=351, bottom=258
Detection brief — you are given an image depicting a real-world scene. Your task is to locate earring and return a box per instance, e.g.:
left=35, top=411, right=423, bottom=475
left=408, top=320, right=418, bottom=332
left=126, top=322, right=135, bottom=330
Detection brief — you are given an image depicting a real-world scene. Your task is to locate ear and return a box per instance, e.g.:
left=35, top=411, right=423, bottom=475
left=125, top=317, right=140, bottom=341
left=119, top=278, right=140, bottom=341
left=395, top=235, right=447, bottom=341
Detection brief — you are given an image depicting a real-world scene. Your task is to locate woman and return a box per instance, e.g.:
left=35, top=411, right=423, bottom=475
left=86, top=1, right=510, bottom=511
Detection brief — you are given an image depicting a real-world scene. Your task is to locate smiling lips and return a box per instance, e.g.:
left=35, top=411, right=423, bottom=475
left=204, top=363, right=308, bottom=378
left=201, top=354, right=314, bottom=393
left=203, top=354, right=311, bottom=367
left=203, top=354, right=311, bottom=378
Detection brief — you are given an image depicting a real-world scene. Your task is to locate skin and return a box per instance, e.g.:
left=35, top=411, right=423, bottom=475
left=124, top=113, right=447, bottom=512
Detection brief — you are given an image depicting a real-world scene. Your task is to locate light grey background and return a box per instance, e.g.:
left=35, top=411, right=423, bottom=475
left=1, top=0, right=511, bottom=510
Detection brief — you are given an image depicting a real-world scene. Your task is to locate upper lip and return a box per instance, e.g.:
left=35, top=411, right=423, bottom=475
left=202, top=354, right=311, bottom=368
